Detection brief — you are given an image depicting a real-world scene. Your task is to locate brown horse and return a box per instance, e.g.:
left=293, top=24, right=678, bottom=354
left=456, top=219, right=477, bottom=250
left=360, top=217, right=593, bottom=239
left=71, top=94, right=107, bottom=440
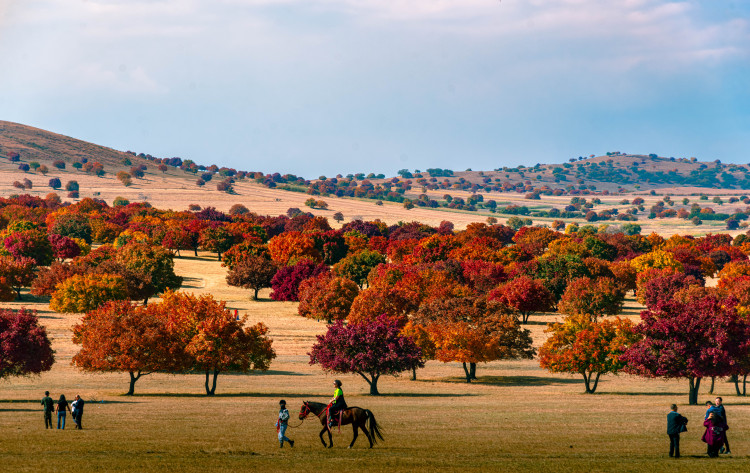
left=299, top=401, right=383, bottom=448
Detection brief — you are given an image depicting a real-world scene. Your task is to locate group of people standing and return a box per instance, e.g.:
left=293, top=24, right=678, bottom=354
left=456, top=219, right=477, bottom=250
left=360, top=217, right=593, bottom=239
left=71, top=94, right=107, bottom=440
left=667, top=396, right=731, bottom=458
left=41, top=391, right=84, bottom=430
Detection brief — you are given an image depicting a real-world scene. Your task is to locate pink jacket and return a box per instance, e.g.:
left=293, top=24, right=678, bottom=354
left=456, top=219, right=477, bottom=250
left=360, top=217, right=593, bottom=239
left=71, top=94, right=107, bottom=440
left=702, top=419, right=728, bottom=446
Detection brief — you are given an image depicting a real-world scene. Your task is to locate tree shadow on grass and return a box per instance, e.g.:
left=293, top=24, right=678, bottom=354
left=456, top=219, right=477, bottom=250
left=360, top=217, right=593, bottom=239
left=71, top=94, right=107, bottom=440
left=595, top=391, right=688, bottom=396
left=132, top=392, right=323, bottom=398
left=380, top=392, right=477, bottom=398
left=0, top=408, right=39, bottom=412
left=433, top=375, right=582, bottom=386
left=180, top=277, right=204, bottom=289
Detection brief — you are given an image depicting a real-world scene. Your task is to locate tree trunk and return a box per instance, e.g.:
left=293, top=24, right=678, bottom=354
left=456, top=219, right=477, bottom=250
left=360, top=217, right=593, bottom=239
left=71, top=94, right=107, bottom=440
left=127, top=371, right=141, bottom=396
left=143, top=297, right=149, bottom=306
left=217, top=252, right=222, bottom=261
left=744, top=374, right=748, bottom=396
left=253, top=288, right=259, bottom=301
left=194, top=247, right=198, bottom=257
left=411, top=366, right=417, bottom=381
left=708, top=376, right=715, bottom=394
left=205, top=370, right=218, bottom=396
left=469, top=362, right=477, bottom=380
left=732, top=375, right=740, bottom=396
left=462, top=362, right=472, bottom=383
left=521, top=311, right=530, bottom=324
left=358, top=372, right=380, bottom=395
left=688, top=377, right=701, bottom=405
left=14, top=287, right=22, bottom=300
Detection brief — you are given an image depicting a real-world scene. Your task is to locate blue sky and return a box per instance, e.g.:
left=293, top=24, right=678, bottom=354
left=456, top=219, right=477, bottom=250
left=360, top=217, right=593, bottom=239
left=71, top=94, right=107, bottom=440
left=1, top=0, right=748, bottom=177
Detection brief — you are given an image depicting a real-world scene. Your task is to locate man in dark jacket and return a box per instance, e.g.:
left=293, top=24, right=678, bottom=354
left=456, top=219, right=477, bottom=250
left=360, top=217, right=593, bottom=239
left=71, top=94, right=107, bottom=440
left=71, top=395, right=85, bottom=429
left=667, top=404, right=687, bottom=458
left=41, top=391, right=54, bottom=429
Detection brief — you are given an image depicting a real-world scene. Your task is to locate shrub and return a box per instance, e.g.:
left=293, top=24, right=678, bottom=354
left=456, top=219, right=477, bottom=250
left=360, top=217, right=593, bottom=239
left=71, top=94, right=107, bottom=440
left=48, top=178, right=61, bottom=189
left=52, top=160, right=65, bottom=170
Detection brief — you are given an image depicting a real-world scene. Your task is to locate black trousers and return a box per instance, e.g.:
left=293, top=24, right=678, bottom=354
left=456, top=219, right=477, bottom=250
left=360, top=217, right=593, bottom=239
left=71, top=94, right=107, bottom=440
left=668, top=433, right=680, bottom=457
left=44, top=411, right=53, bottom=429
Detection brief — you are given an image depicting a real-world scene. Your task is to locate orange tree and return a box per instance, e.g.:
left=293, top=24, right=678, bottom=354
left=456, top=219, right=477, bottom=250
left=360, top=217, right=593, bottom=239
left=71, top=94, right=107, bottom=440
left=0, top=256, right=36, bottom=300
left=557, top=277, right=625, bottom=320
left=538, top=314, right=639, bottom=393
left=298, top=274, right=359, bottom=323
left=415, top=297, right=534, bottom=382
left=72, top=301, right=180, bottom=395
left=268, top=231, right=321, bottom=265
left=50, top=273, right=128, bottom=313
left=159, top=291, right=276, bottom=395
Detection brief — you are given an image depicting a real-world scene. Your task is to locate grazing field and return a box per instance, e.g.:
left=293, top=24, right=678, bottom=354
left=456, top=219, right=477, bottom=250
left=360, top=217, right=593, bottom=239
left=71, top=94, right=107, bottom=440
left=1, top=253, right=748, bottom=472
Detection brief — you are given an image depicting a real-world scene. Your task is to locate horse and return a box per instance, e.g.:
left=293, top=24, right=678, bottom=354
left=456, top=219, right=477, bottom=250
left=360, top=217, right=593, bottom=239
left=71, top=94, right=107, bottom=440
left=299, top=401, right=384, bottom=448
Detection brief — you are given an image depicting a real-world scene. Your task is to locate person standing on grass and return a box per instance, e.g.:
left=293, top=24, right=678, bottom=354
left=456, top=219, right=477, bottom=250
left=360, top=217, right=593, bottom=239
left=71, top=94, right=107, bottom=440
left=667, top=404, right=687, bottom=458
left=702, top=412, right=728, bottom=457
left=705, top=396, right=730, bottom=454
left=71, top=395, right=85, bottom=430
left=56, top=394, right=71, bottom=429
left=276, top=400, right=294, bottom=448
left=41, top=391, right=54, bottom=429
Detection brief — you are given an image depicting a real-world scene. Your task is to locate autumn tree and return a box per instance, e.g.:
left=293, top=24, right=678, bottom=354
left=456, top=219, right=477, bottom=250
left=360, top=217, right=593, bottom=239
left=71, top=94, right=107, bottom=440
left=72, top=301, right=176, bottom=395
left=3, top=229, right=54, bottom=266
left=50, top=274, right=129, bottom=313
left=623, top=294, right=750, bottom=404
left=488, top=276, right=555, bottom=323
left=416, top=297, right=535, bottom=382
left=309, top=314, right=423, bottom=395
left=0, top=256, right=37, bottom=300
left=539, top=314, right=639, bottom=393
left=0, top=308, right=55, bottom=381
left=50, top=213, right=94, bottom=243
left=558, top=277, right=625, bottom=320
left=198, top=225, right=235, bottom=260
left=49, top=234, right=82, bottom=261
left=298, top=274, right=359, bottom=323
left=226, top=255, right=277, bottom=300
left=114, top=243, right=183, bottom=304
left=159, top=291, right=276, bottom=395
left=268, top=231, right=321, bottom=265
left=332, top=249, right=386, bottom=288
left=270, top=261, right=328, bottom=301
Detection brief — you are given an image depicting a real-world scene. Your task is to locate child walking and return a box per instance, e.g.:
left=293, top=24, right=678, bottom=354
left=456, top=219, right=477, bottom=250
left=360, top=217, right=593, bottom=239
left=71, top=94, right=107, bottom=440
left=276, top=400, right=294, bottom=448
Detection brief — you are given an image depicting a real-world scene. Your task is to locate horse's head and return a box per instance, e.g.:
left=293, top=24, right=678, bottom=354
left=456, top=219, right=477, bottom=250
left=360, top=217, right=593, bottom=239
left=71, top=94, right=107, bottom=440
left=299, top=401, right=311, bottom=420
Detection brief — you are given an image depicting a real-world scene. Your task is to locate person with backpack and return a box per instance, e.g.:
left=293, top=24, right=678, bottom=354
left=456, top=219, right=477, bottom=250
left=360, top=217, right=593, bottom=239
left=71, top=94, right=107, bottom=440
left=666, top=404, right=687, bottom=458
left=41, top=391, right=54, bottom=429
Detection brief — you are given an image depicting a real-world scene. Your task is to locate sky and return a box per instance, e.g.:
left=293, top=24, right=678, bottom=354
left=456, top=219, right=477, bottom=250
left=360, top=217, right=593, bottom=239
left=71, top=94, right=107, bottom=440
left=0, top=0, right=748, bottom=177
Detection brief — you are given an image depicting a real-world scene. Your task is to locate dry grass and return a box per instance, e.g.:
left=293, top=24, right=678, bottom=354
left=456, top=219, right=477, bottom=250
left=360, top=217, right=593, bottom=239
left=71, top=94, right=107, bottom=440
left=1, top=253, right=748, bottom=472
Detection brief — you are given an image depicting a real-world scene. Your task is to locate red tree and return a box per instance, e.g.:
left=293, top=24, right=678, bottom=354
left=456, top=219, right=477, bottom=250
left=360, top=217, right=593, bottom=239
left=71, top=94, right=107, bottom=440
left=309, top=315, right=423, bottom=395
left=488, top=276, right=555, bottom=323
left=0, top=308, right=55, bottom=381
left=623, top=295, right=750, bottom=404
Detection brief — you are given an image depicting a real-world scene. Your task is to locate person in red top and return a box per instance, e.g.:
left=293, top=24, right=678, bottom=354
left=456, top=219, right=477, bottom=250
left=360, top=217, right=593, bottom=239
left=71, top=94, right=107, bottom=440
left=702, top=412, right=728, bottom=457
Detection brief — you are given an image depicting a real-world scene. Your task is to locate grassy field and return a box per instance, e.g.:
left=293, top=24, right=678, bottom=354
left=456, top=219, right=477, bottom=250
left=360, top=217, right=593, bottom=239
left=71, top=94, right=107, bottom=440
left=1, top=253, right=749, bottom=472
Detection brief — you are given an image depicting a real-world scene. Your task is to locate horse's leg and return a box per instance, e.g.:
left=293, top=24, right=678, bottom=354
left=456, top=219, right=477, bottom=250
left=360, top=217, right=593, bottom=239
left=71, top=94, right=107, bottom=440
left=319, top=426, right=328, bottom=447
left=327, top=426, right=333, bottom=448
left=349, top=422, right=358, bottom=449
left=361, top=420, right=374, bottom=448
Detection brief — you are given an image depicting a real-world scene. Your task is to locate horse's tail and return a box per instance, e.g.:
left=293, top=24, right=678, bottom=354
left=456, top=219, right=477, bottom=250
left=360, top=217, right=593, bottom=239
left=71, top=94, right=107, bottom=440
left=365, top=409, right=384, bottom=444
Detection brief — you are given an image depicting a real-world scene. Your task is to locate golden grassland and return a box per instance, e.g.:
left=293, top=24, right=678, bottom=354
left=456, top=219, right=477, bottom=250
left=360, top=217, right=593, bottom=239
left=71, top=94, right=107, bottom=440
left=1, top=253, right=749, bottom=472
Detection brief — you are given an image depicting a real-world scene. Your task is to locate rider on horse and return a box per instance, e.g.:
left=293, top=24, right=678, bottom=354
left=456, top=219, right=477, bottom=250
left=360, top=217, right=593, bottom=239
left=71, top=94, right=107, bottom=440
left=328, top=380, right=347, bottom=428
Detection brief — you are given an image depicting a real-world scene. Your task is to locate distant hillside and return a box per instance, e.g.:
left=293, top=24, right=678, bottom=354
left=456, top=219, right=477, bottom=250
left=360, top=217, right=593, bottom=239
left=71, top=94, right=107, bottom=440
left=0, top=121, right=137, bottom=168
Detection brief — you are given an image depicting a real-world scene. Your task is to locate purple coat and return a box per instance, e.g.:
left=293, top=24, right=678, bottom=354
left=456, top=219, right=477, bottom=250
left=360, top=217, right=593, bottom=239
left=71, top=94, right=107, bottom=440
left=702, top=419, right=728, bottom=446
